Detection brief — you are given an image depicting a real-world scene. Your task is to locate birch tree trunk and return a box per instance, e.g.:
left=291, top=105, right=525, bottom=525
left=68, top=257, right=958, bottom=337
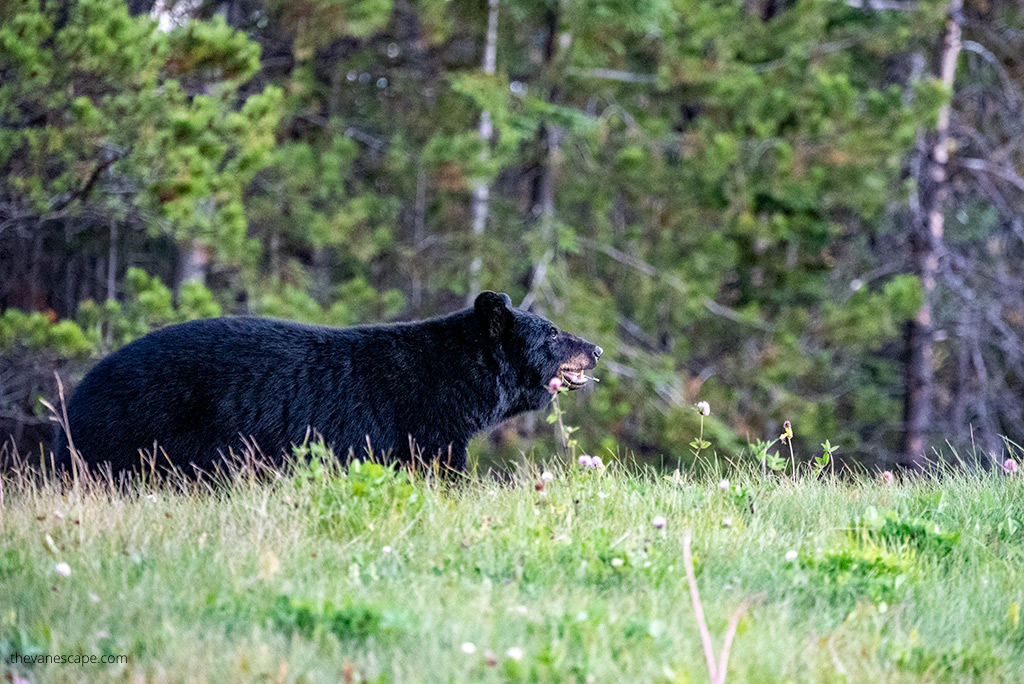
left=466, top=0, right=499, bottom=305
left=902, top=0, right=962, bottom=469
left=177, top=238, right=209, bottom=287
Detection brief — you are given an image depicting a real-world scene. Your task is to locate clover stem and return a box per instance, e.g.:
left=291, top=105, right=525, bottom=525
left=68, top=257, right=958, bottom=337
left=552, top=393, right=569, bottom=453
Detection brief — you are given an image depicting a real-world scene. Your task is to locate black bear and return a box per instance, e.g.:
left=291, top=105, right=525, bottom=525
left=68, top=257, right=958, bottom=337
left=62, top=292, right=601, bottom=474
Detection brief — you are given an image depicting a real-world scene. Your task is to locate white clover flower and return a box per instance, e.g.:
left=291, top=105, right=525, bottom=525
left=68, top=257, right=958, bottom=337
left=611, top=557, right=624, bottom=568
left=55, top=562, right=71, bottom=577
left=578, top=455, right=594, bottom=467
left=718, top=479, right=730, bottom=492
left=652, top=515, right=666, bottom=529
left=592, top=456, right=604, bottom=468
left=506, top=647, right=523, bottom=661
left=541, top=471, right=554, bottom=483
left=785, top=550, right=798, bottom=563
left=461, top=642, right=477, bottom=654
left=722, top=516, right=733, bottom=528
left=696, top=401, right=711, bottom=416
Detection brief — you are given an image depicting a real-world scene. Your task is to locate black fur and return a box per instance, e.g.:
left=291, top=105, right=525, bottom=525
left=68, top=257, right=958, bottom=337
left=62, top=292, right=601, bottom=474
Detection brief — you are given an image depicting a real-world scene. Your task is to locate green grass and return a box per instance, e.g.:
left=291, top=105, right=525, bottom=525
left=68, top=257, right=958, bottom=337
left=2, top=450, right=1024, bottom=683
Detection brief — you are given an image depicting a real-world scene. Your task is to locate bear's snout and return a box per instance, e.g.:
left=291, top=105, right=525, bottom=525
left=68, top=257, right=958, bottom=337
left=577, top=340, right=602, bottom=369
left=571, top=338, right=601, bottom=369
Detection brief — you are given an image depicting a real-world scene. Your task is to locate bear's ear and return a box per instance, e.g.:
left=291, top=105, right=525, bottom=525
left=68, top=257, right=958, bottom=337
left=474, top=291, right=513, bottom=337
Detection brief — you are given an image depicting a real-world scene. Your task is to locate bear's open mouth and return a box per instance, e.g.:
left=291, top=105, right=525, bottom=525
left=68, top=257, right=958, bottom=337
left=559, top=366, right=589, bottom=389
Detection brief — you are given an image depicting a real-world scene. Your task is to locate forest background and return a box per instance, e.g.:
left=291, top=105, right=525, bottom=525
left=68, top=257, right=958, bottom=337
left=3, top=0, right=1024, bottom=471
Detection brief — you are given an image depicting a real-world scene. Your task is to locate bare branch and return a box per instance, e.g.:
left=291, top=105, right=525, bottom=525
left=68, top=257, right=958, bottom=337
left=567, top=67, right=658, bottom=85
left=344, top=127, right=386, bottom=150
left=579, top=237, right=770, bottom=330
left=961, top=40, right=1024, bottom=109
left=845, top=0, right=918, bottom=10
left=703, top=299, right=769, bottom=331
left=753, top=38, right=859, bottom=73
left=959, top=157, right=1024, bottom=193
left=579, top=237, right=659, bottom=278
left=717, top=598, right=755, bottom=684
left=600, top=359, right=637, bottom=379
left=682, top=530, right=719, bottom=684
left=47, top=148, right=124, bottom=214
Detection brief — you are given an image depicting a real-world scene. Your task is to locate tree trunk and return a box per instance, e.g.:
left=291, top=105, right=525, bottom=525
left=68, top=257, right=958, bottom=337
left=177, top=239, right=209, bottom=287
left=902, top=0, right=962, bottom=469
left=521, top=3, right=564, bottom=312
left=466, top=0, right=500, bottom=305
left=521, top=122, right=558, bottom=312
left=106, top=221, right=118, bottom=301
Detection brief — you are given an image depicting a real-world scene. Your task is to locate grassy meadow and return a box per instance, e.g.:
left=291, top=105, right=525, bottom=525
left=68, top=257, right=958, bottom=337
left=2, top=447, right=1024, bottom=683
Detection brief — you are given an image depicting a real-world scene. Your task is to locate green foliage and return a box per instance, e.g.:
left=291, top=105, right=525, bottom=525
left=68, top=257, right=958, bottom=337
left=164, top=15, right=261, bottom=83
left=816, top=439, right=838, bottom=472
left=291, top=440, right=423, bottom=537
left=269, top=594, right=390, bottom=642
left=1, top=268, right=221, bottom=359
left=0, top=310, right=92, bottom=359
left=496, top=0, right=940, bottom=463
left=259, top=0, right=393, bottom=58
left=751, top=438, right=786, bottom=472
left=888, top=639, right=1006, bottom=679
left=793, top=542, right=912, bottom=609
left=822, top=275, right=923, bottom=349
left=856, top=506, right=961, bottom=557
left=0, top=0, right=281, bottom=262
left=253, top=279, right=405, bottom=327
left=0, top=623, right=49, bottom=666
left=787, top=504, right=961, bottom=617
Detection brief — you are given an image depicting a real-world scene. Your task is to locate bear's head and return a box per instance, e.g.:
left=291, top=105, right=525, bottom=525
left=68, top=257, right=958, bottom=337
left=474, top=291, right=603, bottom=412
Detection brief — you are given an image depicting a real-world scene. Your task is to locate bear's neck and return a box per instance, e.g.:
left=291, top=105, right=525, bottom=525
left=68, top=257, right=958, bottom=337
left=396, top=308, right=510, bottom=438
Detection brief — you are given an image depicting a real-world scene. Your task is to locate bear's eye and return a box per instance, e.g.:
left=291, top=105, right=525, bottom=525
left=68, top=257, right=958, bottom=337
left=547, top=327, right=558, bottom=339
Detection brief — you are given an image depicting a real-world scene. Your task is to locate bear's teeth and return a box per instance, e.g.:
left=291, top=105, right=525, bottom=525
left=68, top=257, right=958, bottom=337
left=564, top=370, right=586, bottom=383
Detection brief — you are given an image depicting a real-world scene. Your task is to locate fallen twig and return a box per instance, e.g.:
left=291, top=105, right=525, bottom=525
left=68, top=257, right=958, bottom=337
left=682, top=530, right=755, bottom=684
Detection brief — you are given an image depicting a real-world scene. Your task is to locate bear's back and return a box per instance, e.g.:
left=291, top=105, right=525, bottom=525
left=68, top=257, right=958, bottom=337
left=65, top=317, right=362, bottom=473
